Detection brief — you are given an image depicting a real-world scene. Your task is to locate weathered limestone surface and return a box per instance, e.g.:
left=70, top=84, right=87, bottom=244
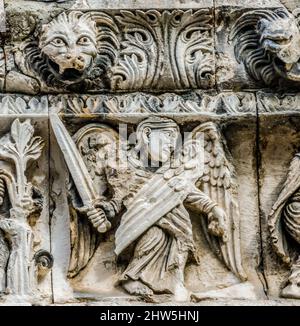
left=0, top=0, right=300, bottom=306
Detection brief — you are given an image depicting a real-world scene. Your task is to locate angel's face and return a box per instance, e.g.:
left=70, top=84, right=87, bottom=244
left=146, top=127, right=179, bottom=163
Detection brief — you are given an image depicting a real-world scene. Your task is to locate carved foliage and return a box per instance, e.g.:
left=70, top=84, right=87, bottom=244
left=112, top=9, right=214, bottom=90
left=48, top=92, right=256, bottom=115
left=257, top=92, right=300, bottom=112
left=0, top=119, right=44, bottom=207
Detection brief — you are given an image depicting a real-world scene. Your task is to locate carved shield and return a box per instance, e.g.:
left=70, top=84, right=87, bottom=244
left=115, top=139, right=204, bottom=255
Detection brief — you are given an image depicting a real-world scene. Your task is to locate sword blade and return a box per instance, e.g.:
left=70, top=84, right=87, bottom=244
left=50, top=114, right=97, bottom=205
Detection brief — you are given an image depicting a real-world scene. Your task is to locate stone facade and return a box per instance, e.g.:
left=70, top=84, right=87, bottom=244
left=0, top=0, right=300, bottom=305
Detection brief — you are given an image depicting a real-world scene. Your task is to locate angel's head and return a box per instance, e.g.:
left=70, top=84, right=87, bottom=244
left=136, top=117, right=180, bottom=163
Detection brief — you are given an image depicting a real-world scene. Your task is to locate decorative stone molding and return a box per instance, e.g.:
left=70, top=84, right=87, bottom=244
left=0, top=93, right=257, bottom=116
left=0, top=96, right=48, bottom=114
left=49, top=92, right=256, bottom=115
left=257, top=92, right=300, bottom=113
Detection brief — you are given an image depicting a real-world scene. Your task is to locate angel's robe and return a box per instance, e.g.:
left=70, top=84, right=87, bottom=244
left=283, top=189, right=300, bottom=244
left=118, top=151, right=217, bottom=294
left=269, top=154, right=300, bottom=263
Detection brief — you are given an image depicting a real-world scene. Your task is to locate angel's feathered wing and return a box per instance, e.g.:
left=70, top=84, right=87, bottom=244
left=67, top=124, right=119, bottom=278
left=268, top=154, right=300, bottom=265
left=193, top=122, right=247, bottom=281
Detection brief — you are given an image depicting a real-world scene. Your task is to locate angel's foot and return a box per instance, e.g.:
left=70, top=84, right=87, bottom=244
left=122, top=280, right=154, bottom=296
left=173, top=282, right=190, bottom=302
left=281, top=283, right=300, bottom=299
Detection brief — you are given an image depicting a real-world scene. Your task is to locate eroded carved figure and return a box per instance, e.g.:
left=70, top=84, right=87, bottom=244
left=50, top=116, right=248, bottom=302
left=269, top=153, right=300, bottom=299
left=230, top=2, right=300, bottom=86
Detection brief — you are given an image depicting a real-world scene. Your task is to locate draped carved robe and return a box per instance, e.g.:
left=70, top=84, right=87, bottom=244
left=117, top=151, right=217, bottom=294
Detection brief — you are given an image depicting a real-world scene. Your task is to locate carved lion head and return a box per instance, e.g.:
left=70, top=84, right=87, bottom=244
left=230, top=8, right=300, bottom=85
left=39, top=12, right=97, bottom=84
left=19, top=11, right=119, bottom=91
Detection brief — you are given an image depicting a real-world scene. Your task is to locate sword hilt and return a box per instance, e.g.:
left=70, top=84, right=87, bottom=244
left=87, top=207, right=112, bottom=234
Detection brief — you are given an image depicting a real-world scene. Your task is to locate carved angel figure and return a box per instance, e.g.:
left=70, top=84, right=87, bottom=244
left=230, top=2, right=300, bottom=86
left=55, top=117, right=248, bottom=302
left=269, top=153, right=300, bottom=299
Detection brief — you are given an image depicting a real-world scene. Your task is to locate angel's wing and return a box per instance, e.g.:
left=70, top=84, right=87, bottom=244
left=192, top=122, right=247, bottom=281
left=268, top=154, right=300, bottom=265
left=68, top=124, right=119, bottom=278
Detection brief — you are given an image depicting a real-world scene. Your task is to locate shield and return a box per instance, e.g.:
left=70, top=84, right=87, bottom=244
left=115, top=139, right=204, bottom=255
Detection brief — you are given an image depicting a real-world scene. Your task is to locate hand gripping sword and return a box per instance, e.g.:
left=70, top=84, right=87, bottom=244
left=50, top=114, right=111, bottom=233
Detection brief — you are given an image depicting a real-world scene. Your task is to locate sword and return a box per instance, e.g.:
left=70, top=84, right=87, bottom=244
left=50, top=114, right=111, bottom=233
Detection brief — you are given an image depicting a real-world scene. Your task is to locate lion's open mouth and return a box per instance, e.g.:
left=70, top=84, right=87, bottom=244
left=62, top=68, right=84, bottom=81
left=48, top=59, right=85, bottom=82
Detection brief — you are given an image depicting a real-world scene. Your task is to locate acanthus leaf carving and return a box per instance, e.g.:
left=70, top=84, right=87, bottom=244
left=0, top=119, right=44, bottom=202
left=47, top=92, right=257, bottom=115
left=112, top=9, right=214, bottom=91
left=0, top=96, right=48, bottom=114
left=257, top=92, right=300, bottom=112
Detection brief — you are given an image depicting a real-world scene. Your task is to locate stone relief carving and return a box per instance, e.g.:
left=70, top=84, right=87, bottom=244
left=0, top=93, right=258, bottom=115
left=111, top=9, right=214, bottom=90
left=257, top=92, right=300, bottom=112
left=0, top=48, right=5, bottom=92
left=48, top=92, right=255, bottom=115
left=1, top=0, right=300, bottom=305
left=0, top=119, right=49, bottom=303
left=269, top=153, right=300, bottom=299
left=230, top=6, right=300, bottom=86
left=12, top=10, right=119, bottom=93
left=6, top=8, right=214, bottom=93
left=0, top=96, right=48, bottom=114
left=4, top=2, right=300, bottom=93
left=49, top=115, right=249, bottom=302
